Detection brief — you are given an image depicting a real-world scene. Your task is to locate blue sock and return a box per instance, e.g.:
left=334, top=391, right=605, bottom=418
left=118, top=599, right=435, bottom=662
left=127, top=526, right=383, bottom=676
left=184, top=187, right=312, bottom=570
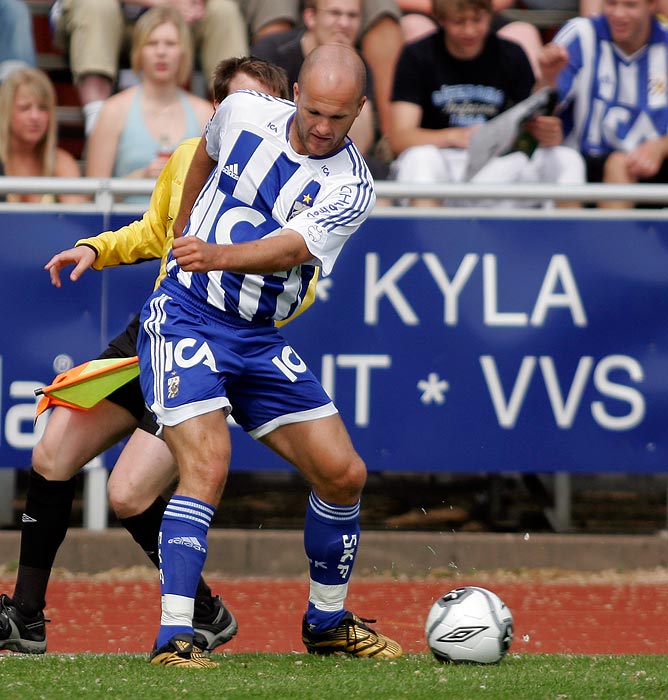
left=304, top=491, right=360, bottom=633
left=156, top=495, right=214, bottom=648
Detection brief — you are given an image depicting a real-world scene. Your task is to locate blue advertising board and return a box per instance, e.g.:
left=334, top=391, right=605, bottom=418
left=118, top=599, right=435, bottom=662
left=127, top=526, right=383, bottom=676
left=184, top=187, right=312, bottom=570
left=1, top=211, right=666, bottom=472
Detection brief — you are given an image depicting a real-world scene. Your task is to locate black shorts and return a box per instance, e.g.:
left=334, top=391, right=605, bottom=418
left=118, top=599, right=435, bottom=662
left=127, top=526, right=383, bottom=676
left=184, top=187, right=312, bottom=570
left=97, top=313, right=159, bottom=435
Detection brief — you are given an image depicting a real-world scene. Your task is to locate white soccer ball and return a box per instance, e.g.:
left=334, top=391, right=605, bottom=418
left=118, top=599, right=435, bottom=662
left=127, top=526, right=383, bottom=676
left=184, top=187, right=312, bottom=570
left=425, top=586, right=513, bottom=664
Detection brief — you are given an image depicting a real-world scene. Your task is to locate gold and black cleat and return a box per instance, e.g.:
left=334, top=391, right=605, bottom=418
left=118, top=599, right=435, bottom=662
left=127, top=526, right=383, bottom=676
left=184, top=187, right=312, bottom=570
left=302, top=612, right=402, bottom=659
left=150, top=633, right=219, bottom=668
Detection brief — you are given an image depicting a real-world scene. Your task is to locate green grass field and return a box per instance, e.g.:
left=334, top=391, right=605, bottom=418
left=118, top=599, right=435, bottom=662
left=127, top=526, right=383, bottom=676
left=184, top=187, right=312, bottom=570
left=2, top=653, right=667, bottom=700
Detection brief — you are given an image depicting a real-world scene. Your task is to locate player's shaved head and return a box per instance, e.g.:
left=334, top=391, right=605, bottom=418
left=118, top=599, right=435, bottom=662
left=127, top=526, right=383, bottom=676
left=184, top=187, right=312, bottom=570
left=298, top=43, right=366, bottom=103
left=291, top=43, right=367, bottom=157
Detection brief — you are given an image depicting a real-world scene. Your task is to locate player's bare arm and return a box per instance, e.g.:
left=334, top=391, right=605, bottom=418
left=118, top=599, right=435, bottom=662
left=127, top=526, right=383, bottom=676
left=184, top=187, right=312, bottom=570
left=44, top=246, right=97, bottom=288
left=172, top=229, right=311, bottom=274
left=173, top=137, right=215, bottom=237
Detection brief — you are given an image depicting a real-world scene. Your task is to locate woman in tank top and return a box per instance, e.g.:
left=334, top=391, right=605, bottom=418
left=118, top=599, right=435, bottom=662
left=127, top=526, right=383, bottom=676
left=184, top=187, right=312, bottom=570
left=85, top=6, right=212, bottom=204
left=0, top=66, right=86, bottom=204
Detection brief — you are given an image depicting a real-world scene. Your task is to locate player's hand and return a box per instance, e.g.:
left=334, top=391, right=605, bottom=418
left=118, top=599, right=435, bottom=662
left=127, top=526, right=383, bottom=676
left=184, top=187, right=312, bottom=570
left=172, top=236, right=221, bottom=272
left=626, top=140, right=665, bottom=179
left=538, top=43, right=568, bottom=86
left=44, top=246, right=97, bottom=288
left=527, top=115, right=563, bottom=148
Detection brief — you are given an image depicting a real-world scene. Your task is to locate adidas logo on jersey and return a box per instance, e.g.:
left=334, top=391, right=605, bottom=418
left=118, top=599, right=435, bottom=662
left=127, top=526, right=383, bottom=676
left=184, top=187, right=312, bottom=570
left=167, top=536, right=206, bottom=553
left=221, top=162, right=240, bottom=180
left=22, top=514, right=37, bottom=523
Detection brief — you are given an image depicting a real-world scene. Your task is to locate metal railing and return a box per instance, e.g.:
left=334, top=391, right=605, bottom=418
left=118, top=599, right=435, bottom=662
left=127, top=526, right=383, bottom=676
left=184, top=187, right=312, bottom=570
left=0, top=176, right=666, bottom=213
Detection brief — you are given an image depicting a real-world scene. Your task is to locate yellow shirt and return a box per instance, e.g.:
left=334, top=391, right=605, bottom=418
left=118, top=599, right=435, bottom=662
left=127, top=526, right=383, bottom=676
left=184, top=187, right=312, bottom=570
left=76, top=138, right=317, bottom=324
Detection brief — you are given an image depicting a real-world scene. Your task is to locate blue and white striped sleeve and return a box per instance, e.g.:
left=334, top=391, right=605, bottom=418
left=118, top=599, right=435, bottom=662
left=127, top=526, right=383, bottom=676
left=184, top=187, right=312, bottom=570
left=553, top=17, right=592, bottom=106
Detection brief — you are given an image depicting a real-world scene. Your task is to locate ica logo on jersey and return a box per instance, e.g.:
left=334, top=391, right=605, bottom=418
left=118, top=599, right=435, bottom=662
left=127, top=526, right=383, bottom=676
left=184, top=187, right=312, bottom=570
left=164, top=338, right=219, bottom=373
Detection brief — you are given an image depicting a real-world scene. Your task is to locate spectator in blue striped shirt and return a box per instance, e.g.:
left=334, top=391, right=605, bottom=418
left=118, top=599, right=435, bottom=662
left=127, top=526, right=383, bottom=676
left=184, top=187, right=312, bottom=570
left=539, top=0, right=668, bottom=207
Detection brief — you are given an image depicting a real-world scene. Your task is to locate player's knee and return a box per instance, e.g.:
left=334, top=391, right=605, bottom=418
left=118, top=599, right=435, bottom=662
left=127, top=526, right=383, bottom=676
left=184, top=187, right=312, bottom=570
left=31, top=439, right=62, bottom=481
left=318, top=453, right=367, bottom=504
left=107, top=477, right=146, bottom=519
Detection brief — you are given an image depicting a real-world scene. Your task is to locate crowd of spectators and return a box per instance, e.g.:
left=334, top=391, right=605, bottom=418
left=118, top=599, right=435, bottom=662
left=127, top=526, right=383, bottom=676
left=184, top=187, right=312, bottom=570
left=0, top=0, right=666, bottom=209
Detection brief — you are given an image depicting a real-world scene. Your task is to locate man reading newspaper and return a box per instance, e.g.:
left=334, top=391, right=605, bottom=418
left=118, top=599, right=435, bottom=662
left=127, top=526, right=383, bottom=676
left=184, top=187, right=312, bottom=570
left=388, top=0, right=584, bottom=207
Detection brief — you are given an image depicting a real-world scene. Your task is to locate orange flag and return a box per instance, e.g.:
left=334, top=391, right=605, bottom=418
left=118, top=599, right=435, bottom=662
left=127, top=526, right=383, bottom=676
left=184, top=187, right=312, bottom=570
left=35, top=356, right=140, bottom=420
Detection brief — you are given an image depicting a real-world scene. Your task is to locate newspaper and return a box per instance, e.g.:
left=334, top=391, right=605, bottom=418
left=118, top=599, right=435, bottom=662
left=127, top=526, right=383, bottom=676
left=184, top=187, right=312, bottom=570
left=464, top=87, right=558, bottom=181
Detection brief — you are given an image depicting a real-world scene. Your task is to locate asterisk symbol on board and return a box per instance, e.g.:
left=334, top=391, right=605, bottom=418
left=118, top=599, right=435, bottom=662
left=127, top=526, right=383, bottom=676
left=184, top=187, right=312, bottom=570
left=316, top=277, right=333, bottom=301
left=417, top=372, right=450, bottom=405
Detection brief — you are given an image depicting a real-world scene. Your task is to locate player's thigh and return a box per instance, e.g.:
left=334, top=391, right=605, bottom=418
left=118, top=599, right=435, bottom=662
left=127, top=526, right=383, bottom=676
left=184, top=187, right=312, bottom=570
left=163, top=410, right=232, bottom=504
left=260, top=414, right=366, bottom=504
left=32, top=401, right=136, bottom=480
left=107, top=429, right=177, bottom=518
left=138, top=289, right=234, bottom=427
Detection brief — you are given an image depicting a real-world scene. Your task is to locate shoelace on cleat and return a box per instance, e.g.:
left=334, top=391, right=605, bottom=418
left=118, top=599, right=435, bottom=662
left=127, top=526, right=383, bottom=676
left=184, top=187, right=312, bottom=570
left=344, top=616, right=387, bottom=653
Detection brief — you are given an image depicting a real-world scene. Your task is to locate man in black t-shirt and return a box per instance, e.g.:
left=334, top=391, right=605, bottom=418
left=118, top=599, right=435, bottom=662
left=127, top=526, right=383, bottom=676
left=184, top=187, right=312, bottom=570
left=388, top=0, right=584, bottom=206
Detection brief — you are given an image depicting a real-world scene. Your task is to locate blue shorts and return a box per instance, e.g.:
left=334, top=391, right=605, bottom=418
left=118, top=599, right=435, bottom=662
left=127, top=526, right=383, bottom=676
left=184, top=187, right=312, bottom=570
left=137, top=279, right=336, bottom=438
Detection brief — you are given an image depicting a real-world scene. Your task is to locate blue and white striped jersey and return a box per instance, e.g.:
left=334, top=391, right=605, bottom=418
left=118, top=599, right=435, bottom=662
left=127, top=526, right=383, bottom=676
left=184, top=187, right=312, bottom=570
left=166, top=90, right=375, bottom=323
left=553, top=15, right=668, bottom=157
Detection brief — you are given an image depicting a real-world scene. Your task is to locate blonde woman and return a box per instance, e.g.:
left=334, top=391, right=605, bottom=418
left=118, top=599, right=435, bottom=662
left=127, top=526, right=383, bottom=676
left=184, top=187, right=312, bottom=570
left=85, top=6, right=212, bottom=203
left=0, top=67, right=85, bottom=204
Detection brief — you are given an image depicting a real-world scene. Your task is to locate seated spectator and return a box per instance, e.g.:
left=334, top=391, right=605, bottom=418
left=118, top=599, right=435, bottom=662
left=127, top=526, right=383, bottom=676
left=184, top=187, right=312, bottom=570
left=0, top=66, right=86, bottom=204
left=539, top=0, right=668, bottom=208
left=251, top=0, right=379, bottom=172
left=398, top=1, right=544, bottom=77
left=85, top=6, right=212, bottom=205
left=0, top=0, right=36, bottom=81
left=50, top=0, right=247, bottom=134
left=388, top=0, right=585, bottom=208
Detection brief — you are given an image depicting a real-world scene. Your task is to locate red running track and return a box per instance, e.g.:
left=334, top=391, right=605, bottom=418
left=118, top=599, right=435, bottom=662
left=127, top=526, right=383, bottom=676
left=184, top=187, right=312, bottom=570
left=1, top=578, right=666, bottom=656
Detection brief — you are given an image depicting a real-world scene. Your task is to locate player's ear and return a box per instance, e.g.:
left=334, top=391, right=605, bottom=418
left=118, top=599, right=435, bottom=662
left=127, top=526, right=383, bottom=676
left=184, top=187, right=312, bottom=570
left=355, top=95, right=366, bottom=119
left=303, top=7, right=316, bottom=31
left=293, top=83, right=300, bottom=103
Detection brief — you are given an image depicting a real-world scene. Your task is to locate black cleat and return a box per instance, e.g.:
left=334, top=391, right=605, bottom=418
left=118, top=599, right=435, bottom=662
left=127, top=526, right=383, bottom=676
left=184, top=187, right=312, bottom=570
left=0, top=594, right=48, bottom=654
left=193, top=595, right=238, bottom=652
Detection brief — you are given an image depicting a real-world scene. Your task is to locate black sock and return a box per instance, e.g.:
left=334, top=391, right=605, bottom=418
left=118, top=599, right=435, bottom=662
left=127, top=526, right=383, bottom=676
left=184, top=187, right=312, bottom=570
left=13, top=469, right=76, bottom=617
left=119, top=497, right=165, bottom=570
left=120, top=496, right=212, bottom=602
